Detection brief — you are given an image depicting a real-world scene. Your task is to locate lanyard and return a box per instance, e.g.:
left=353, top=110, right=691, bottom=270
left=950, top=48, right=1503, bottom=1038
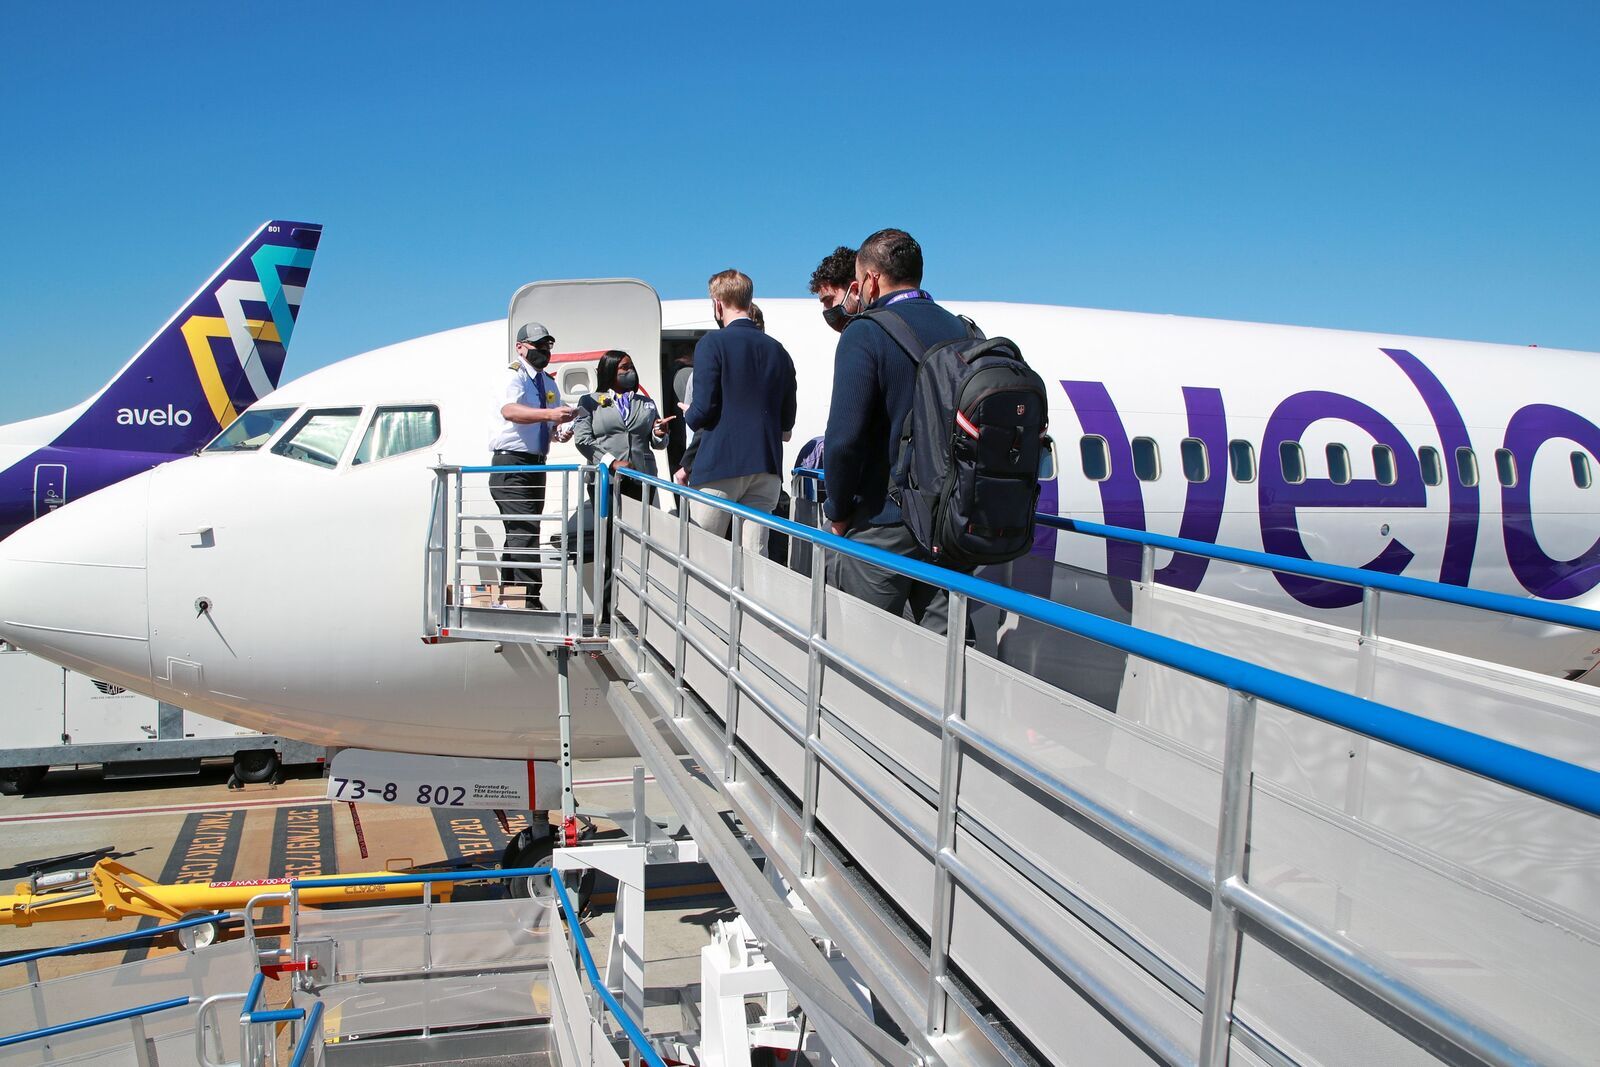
left=879, top=288, right=930, bottom=308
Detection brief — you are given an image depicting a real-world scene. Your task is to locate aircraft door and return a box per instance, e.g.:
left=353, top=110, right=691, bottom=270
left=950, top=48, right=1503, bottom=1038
left=506, top=279, right=664, bottom=435
left=33, top=464, right=66, bottom=518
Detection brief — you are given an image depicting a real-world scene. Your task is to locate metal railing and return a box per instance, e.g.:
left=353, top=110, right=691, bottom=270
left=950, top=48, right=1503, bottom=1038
left=792, top=465, right=1600, bottom=643
left=0, top=996, right=196, bottom=1052
left=424, top=464, right=611, bottom=642
left=612, top=465, right=1600, bottom=1067
left=0, top=911, right=236, bottom=1062
left=211, top=866, right=666, bottom=1067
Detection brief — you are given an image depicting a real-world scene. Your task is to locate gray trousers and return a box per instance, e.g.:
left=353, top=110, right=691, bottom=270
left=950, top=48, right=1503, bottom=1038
left=828, top=522, right=964, bottom=636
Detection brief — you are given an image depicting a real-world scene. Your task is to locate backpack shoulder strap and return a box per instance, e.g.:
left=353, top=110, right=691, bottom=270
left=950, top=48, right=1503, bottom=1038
left=858, top=308, right=930, bottom=365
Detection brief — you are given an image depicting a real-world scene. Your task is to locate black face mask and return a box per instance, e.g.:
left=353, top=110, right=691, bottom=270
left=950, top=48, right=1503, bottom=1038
left=524, top=347, right=551, bottom=370
left=616, top=371, right=639, bottom=392
left=822, top=303, right=850, bottom=332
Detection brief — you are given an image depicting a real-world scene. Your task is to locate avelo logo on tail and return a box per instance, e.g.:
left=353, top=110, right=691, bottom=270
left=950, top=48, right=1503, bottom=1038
left=116, top=405, right=193, bottom=427
left=0, top=220, right=322, bottom=541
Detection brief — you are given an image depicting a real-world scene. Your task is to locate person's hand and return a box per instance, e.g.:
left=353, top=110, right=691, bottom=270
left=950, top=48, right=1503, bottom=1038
left=551, top=405, right=577, bottom=423
left=552, top=423, right=574, bottom=443
left=612, top=457, right=632, bottom=470
left=828, top=519, right=849, bottom=537
left=674, top=468, right=690, bottom=486
left=677, top=402, right=689, bottom=412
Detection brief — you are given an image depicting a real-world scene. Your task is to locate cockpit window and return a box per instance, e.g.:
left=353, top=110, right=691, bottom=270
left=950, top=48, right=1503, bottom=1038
left=271, top=408, right=363, bottom=468
left=204, top=407, right=296, bottom=453
left=354, top=406, right=441, bottom=465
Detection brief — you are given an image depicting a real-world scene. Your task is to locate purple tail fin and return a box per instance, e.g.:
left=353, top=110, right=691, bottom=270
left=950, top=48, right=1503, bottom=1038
left=51, top=220, right=322, bottom=452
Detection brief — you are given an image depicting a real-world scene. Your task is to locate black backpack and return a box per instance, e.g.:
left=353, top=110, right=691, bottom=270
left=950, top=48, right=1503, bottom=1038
left=863, top=308, right=1050, bottom=568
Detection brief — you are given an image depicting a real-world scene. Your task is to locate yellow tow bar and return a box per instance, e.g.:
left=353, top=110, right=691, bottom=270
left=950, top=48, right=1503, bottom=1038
left=0, top=859, right=457, bottom=929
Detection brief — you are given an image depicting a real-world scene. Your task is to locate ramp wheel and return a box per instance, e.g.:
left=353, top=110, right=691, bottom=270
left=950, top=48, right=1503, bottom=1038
left=176, top=912, right=221, bottom=950
left=0, top=766, right=47, bottom=796
left=232, top=749, right=280, bottom=785
left=504, top=826, right=555, bottom=899
left=504, top=822, right=596, bottom=910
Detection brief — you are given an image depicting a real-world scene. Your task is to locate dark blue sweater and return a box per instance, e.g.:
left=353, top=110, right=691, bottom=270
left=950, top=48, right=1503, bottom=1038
left=684, top=318, right=798, bottom=486
left=823, top=291, right=968, bottom=527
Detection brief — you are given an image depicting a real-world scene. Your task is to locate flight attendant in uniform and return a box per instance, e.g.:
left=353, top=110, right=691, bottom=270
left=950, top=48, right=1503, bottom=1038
left=489, top=322, right=576, bottom=606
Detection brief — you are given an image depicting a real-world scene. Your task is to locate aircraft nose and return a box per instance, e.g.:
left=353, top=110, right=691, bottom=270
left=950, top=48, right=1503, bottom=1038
left=0, top=470, right=153, bottom=690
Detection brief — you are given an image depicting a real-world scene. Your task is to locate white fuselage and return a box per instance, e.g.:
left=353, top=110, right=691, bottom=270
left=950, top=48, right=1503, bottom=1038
left=1, top=298, right=1596, bottom=758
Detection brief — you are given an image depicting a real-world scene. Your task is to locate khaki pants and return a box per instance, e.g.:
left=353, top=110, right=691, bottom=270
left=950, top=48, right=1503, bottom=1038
left=691, top=472, right=781, bottom=555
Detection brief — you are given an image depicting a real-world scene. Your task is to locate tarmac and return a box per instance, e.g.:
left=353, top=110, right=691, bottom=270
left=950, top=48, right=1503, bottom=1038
left=0, top=755, right=730, bottom=1039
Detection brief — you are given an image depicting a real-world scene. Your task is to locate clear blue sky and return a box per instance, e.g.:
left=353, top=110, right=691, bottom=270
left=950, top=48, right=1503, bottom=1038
left=1, top=2, right=1596, bottom=423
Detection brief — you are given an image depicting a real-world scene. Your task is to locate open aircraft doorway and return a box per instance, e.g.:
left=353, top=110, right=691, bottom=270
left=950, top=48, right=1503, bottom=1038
left=506, top=278, right=664, bottom=403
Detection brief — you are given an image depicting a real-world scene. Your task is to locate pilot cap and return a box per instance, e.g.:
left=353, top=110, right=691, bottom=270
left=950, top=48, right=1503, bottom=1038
left=516, top=322, right=554, bottom=345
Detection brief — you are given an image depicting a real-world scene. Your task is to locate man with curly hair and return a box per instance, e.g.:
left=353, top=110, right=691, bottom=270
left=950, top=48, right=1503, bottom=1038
left=809, top=245, right=859, bottom=334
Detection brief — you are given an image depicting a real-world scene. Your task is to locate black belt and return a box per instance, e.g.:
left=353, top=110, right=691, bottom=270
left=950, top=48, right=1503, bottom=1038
left=493, top=450, right=547, bottom=462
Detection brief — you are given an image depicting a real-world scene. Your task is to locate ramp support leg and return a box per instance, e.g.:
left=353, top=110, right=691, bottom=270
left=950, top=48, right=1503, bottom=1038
left=556, top=647, right=576, bottom=826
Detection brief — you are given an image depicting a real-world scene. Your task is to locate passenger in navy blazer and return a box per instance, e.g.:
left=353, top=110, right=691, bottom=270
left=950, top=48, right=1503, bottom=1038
left=684, top=270, right=797, bottom=555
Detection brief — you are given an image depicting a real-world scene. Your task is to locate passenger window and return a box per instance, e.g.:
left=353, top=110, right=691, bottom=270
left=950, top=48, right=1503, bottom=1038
left=205, top=407, right=296, bottom=453
left=1574, top=451, right=1594, bottom=489
left=1131, top=437, right=1160, bottom=482
left=1228, top=439, right=1256, bottom=483
left=1326, top=443, right=1351, bottom=485
left=1279, top=442, right=1305, bottom=485
left=1080, top=436, right=1111, bottom=481
left=1455, top=447, right=1479, bottom=487
left=1180, top=438, right=1209, bottom=482
left=271, top=408, right=363, bottom=469
left=354, top=406, right=442, bottom=465
left=1494, top=448, right=1517, bottom=488
left=1419, top=446, right=1443, bottom=487
left=1372, top=445, right=1396, bottom=486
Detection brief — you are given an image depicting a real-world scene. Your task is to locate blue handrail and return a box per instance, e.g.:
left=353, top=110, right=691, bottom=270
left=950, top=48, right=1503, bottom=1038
left=455, top=463, right=584, bottom=474
left=0, top=911, right=231, bottom=969
left=0, top=996, right=194, bottom=1049
left=790, top=466, right=1600, bottom=633
left=550, top=871, right=668, bottom=1067
left=241, top=969, right=308, bottom=1025
left=1047, top=515, right=1600, bottom=633
left=625, top=467, right=1600, bottom=817
left=286, top=866, right=667, bottom=1067
left=290, top=1000, right=325, bottom=1067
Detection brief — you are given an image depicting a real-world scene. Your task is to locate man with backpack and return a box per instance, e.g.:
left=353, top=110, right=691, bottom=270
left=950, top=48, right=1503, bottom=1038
left=823, top=229, right=1049, bottom=635
left=823, top=230, right=971, bottom=633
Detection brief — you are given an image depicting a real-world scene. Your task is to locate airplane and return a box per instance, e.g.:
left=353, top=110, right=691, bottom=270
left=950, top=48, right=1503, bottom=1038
left=0, top=279, right=1596, bottom=765
left=0, top=220, right=322, bottom=541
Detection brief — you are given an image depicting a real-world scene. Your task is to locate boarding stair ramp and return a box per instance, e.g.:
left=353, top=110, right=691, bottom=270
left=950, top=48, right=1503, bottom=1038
left=421, top=462, right=1600, bottom=1067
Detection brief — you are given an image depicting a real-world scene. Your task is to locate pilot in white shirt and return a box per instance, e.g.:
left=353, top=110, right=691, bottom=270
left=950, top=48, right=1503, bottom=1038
left=488, top=322, right=576, bottom=604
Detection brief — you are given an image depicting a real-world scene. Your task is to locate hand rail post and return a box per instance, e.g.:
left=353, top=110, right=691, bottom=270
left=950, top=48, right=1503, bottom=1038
left=129, top=1013, right=153, bottom=1067
left=926, top=591, right=969, bottom=1038
left=559, top=468, right=571, bottom=626
left=451, top=468, right=464, bottom=624
left=800, top=543, right=828, bottom=879
left=576, top=469, right=587, bottom=627
left=424, top=467, right=448, bottom=637
left=594, top=463, right=611, bottom=636
left=24, top=959, right=45, bottom=1047
left=636, top=476, right=652, bottom=672
left=673, top=497, right=691, bottom=719
left=1199, top=689, right=1258, bottom=1066
left=723, top=515, right=745, bottom=782
left=1337, top=586, right=1383, bottom=933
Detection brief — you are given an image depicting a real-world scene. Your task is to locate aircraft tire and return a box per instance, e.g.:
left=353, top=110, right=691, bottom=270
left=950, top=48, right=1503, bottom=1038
left=232, top=749, right=280, bottom=784
left=0, top=766, right=47, bottom=795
